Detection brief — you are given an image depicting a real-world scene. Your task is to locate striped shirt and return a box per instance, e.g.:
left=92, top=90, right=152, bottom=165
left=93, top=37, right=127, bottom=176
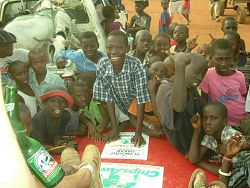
left=93, top=55, right=150, bottom=114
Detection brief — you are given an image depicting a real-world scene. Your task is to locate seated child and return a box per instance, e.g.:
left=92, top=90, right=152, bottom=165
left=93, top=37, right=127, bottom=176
left=28, top=48, right=66, bottom=100
left=77, top=72, right=110, bottom=141
left=128, top=0, right=151, bottom=49
left=199, top=39, right=246, bottom=126
left=32, top=85, right=75, bottom=151
left=188, top=102, right=249, bottom=184
left=9, top=61, right=37, bottom=117
left=56, top=31, right=106, bottom=73
left=170, top=24, right=189, bottom=54
left=101, top=5, right=124, bottom=36
left=156, top=53, right=208, bottom=154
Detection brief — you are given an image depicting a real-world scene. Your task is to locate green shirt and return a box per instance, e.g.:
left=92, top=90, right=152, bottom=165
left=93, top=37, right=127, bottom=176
left=81, top=100, right=102, bottom=126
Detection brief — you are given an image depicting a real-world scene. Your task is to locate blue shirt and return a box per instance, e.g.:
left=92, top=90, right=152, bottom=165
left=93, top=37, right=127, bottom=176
left=159, top=10, right=171, bottom=33
left=56, top=50, right=106, bottom=73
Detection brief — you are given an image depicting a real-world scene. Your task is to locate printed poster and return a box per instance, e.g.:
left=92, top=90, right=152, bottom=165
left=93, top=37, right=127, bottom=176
left=100, top=162, right=164, bottom=188
left=101, top=132, right=149, bottom=160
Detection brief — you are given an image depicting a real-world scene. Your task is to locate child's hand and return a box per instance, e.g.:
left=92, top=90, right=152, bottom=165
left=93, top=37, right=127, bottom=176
left=131, top=132, right=146, bottom=147
left=78, top=124, right=88, bottom=136
left=103, top=129, right=120, bottom=143
left=225, top=133, right=244, bottom=158
left=187, top=35, right=198, bottom=52
left=88, top=124, right=102, bottom=141
left=190, top=113, right=201, bottom=129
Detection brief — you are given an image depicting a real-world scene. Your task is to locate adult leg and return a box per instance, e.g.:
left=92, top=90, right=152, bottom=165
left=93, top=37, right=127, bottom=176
left=209, top=0, right=215, bottom=20
left=215, top=0, right=221, bottom=21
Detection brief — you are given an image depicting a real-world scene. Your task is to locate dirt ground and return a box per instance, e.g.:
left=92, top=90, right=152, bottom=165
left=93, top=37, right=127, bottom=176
left=123, top=0, right=250, bottom=51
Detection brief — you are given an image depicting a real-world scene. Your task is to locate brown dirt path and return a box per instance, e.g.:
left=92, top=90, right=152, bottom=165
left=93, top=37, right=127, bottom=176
left=124, top=0, right=250, bottom=51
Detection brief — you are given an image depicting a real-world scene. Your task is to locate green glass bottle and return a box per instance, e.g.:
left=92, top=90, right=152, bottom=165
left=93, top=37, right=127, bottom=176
left=4, top=82, right=65, bottom=188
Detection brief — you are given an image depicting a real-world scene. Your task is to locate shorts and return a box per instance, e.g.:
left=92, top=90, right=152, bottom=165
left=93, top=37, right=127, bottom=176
left=169, top=1, right=182, bottom=16
left=115, top=103, right=130, bottom=123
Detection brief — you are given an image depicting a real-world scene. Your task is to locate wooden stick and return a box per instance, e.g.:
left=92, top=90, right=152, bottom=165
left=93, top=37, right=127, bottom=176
left=47, top=145, right=66, bottom=152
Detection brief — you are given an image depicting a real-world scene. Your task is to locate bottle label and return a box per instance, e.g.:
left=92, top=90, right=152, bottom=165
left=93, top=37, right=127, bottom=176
left=27, top=146, right=63, bottom=183
left=5, top=103, right=14, bottom=112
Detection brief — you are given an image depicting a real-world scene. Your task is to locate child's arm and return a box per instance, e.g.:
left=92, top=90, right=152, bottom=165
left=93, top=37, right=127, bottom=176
left=171, top=53, right=190, bottom=112
left=131, top=103, right=146, bottom=147
left=144, top=15, right=151, bottom=31
left=105, top=102, right=120, bottom=143
left=147, top=77, right=160, bottom=115
left=197, top=161, right=219, bottom=175
left=97, top=102, right=110, bottom=132
left=188, top=113, right=209, bottom=163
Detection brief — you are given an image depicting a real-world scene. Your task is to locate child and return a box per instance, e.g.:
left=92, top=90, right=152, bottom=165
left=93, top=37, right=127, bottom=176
left=93, top=30, right=150, bottom=147
left=101, top=5, right=124, bottom=36
left=221, top=17, right=247, bottom=66
left=197, top=44, right=211, bottom=66
left=151, top=33, right=170, bottom=60
left=181, top=0, right=191, bottom=25
left=199, top=39, right=246, bottom=126
left=159, top=0, right=171, bottom=35
left=28, top=48, right=66, bottom=100
left=8, top=61, right=37, bottom=117
left=168, top=22, right=178, bottom=46
left=56, top=31, right=106, bottom=73
left=156, top=53, right=208, bottom=154
left=169, top=0, right=182, bottom=20
left=170, top=24, right=189, bottom=54
left=128, top=0, right=151, bottom=49
left=188, top=102, right=249, bottom=179
left=32, top=85, right=74, bottom=148
left=224, top=32, right=247, bottom=67
left=128, top=30, right=152, bottom=68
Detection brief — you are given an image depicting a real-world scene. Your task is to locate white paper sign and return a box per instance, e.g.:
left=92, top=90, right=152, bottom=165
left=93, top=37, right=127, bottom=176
left=100, top=162, right=164, bottom=188
left=101, top=132, right=149, bottom=160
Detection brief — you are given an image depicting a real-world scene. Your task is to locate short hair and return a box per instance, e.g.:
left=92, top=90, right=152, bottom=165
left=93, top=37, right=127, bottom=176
left=135, top=0, right=149, bottom=8
left=28, top=48, right=47, bottom=60
left=175, top=24, right=189, bottom=35
left=224, top=31, right=241, bottom=44
left=135, top=30, right=152, bottom=42
left=154, top=32, right=170, bottom=42
left=108, top=30, right=128, bottom=46
left=8, top=60, right=27, bottom=75
left=222, top=17, right=237, bottom=28
left=204, top=102, right=228, bottom=119
left=76, top=72, right=96, bottom=88
left=210, top=39, right=233, bottom=55
left=80, top=31, right=98, bottom=44
left=102, top=5, right=115, bottom=18
left=68, top=81, right=90, bottom=95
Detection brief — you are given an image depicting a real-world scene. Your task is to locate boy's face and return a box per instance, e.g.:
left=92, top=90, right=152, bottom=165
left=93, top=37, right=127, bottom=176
left=11, top=64, right=29, bottom=86
left=136, top=33, right=152, bottom=53
left=29, top=53, right=47, bottom=74
left=135, top=3, right=144, bottom=13
left=185, top=60, right=207, bottom=89
left=154, top=37, right=170, bottom=54
left=212, top=48, right=233, bottom=75
left=197, top=45, right=210, bottom=58
left=44, top=96, right=66, bottom=118
left=72, top=87, right=92, bottom=109
left=0, top=43, right=13, bottom=58
left=150, top=62, right=167, bottom=79
left=81, top=38, right=98, bottom=60
left=107, top=35, right=128, bottom=68
left=173, top=26, right=188, bottom=43
left=222, top=20, right=238, bottom=33
left=161, top=2, right=168, bottom=10
left=202, top=105, right=226, bottom=136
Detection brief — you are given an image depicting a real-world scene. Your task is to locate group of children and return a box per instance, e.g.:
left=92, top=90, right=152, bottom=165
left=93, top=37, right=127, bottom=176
left=1, top=0, right=250, bottom=187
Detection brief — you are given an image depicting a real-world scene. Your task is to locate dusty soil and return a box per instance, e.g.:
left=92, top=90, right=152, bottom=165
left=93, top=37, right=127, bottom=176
left=123, top=0, right=250, bottom=51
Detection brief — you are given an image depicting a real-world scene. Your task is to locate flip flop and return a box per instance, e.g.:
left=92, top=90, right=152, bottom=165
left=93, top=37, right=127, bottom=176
left=188, top=168, right=206, bottom=188
left=207, top=181, right=226, bottom=188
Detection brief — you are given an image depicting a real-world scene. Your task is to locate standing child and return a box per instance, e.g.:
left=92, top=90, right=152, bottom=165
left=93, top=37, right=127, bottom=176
left=209, top=0, right=220, bottom=22
left=8, top=61, right=37, bottom=117
left=170, top=24, right=189, bottom=54
left=28, top=48, right=66, bottom=101
left=156, top=53, right=208, bottom=154
left=182, top=0, right=191, bottom=25
left=159, top=0, right=171, bottom=35
left=93, top=30, right=150, bottom=147
left=128, top=0, right=151, bottom=49
left=199, top=39, right=246, bottom=126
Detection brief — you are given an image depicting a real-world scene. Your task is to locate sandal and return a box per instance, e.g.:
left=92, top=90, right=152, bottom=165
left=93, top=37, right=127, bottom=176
left=207, top=181, right=226, bottom=188
left=188, top=168, right=206, bottom=188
